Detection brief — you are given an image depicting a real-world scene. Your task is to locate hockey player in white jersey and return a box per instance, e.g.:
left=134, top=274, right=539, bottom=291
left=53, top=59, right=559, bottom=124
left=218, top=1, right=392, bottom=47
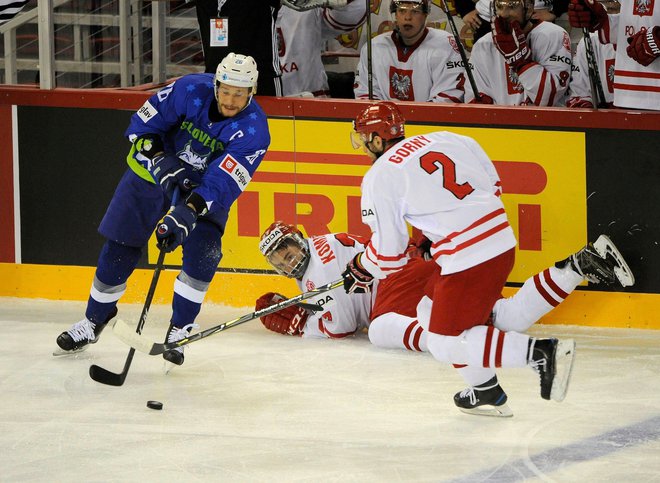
left=256, top=221, right=635, bottom=370
left=256, top=222, right=436, bottom=344
left=465, top=0, right=572, bottom=105
left=566, top=30, right=616, bottom=107
left=278, top=0, right=367, bottom=97
left=342, top=101, right=635, bottom=416
left=353, top=0, right=467, bottom=102
left=568, top=0, right=660, bottom=109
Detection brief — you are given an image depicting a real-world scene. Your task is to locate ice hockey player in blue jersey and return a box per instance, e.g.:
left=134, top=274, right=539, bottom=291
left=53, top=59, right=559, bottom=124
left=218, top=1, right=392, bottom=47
left=56, top=53, right=271, bottom=366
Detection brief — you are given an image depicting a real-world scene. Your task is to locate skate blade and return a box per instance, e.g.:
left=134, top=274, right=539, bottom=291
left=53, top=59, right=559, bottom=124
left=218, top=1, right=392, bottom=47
left=593, top=235, right=635, bottom=287
left=458, top=404, right=513, bottom=418
left=550, top=339, right=576, bottom=402
left=163, top=360, right=176, bottom=375
left=52, top=346, right=89, bottom=357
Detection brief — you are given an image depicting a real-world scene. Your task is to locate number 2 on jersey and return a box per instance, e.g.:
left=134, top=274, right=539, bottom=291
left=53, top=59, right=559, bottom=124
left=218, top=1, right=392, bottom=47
left=419, top=151, right=474, bottom=200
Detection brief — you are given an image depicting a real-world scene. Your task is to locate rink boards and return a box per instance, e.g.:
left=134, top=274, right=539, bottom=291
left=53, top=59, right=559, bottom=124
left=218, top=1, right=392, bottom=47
left=0, top=88, right=658, bottom=329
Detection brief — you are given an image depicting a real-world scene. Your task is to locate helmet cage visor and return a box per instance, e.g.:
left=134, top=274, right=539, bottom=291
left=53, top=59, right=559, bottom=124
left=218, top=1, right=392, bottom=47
left=265, top=235, right=309, bottom=279
left=350, top=129, right=375, bottom=150
left=390, top=0, right=429, bottom=14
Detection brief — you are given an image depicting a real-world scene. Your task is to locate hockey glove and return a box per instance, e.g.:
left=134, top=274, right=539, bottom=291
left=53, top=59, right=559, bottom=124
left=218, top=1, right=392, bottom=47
left=406, top=234, right=433, bottom=261
left=567, top=0, right=608, bottom=31
left=281, top=0, right=348, bottom=11
left=255, top=292, right=310, bottom=336
left=342, top=253, right=374, bottom=294
left=492, top=18, right=532, bottom=71
left=626, top=27, right=660, bottom=67
left=155, top=204, right=197, bottom=252
left=148, top=153, right=198, bottom=198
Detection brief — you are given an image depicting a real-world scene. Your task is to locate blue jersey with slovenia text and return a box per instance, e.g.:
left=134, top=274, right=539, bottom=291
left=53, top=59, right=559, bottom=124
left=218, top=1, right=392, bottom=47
left=125, top=73, right=270, bottom=219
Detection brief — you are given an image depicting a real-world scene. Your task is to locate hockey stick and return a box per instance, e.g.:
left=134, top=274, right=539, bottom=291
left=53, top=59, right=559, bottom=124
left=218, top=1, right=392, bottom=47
left=89, top=190, right=179, bottom=386
left=112, top=278, right=345, bottom=355
left=88, top=247, right=167, bottom=386
left=297, top=302, right=323, bottom=312
left=582, top=28, right=607, bottom=108
left=439, top=0, right=481, bottom=102
left=366, top=0, right=373, bottom=99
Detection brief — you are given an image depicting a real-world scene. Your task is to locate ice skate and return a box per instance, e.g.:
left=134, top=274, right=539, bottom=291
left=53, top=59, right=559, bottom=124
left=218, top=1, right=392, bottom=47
left=593, top=235, right=635, bottom=287
left=54, top=307, right=118, bottom=356
left=529, top=338, right=576, bottom=402
left=565, top=235, right=634, bottom=287
left=454, top=376, right=513, bottom=418
left=163, top=322, right=197, bottom=372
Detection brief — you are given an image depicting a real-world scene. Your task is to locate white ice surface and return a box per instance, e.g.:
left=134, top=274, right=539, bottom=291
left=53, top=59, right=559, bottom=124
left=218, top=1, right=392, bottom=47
left=1, top=297, right=660, bottom=482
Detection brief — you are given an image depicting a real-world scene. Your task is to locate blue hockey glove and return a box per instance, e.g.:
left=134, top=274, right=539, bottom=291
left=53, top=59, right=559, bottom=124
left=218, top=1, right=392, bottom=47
left=156, top=204, right=197, bottom=252
left=148, top=154, right=197, bottom=197
left=342, top=253, right=374, bottom=294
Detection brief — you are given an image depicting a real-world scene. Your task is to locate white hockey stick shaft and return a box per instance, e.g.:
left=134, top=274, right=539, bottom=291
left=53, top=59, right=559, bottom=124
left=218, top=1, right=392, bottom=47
left=113, top=278, right=345, bottom=355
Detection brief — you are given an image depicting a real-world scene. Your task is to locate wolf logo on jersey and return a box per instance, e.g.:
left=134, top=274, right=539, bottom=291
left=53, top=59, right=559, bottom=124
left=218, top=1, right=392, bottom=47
left=178, top=141, right=210, bottom=171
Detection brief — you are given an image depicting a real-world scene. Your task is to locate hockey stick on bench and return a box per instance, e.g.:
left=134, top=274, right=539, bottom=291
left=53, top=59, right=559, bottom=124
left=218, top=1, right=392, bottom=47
left=582, top=28, right=607, bottom=109
left=112, top=278, right=345, bottom=355
left=440, top=0, right=482, bottom=103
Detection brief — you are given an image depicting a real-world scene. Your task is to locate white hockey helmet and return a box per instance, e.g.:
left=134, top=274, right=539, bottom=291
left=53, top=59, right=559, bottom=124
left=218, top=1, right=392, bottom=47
left=214, top=52, right=259, bottom=96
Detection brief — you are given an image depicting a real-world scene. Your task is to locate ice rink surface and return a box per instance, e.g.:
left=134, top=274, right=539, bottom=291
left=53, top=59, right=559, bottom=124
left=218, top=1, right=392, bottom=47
left=2, top=296, right=660, bottom=482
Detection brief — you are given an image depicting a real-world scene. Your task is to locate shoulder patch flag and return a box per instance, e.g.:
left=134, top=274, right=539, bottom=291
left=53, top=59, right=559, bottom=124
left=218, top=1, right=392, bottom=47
left=219, top=154, right=252, bottom=190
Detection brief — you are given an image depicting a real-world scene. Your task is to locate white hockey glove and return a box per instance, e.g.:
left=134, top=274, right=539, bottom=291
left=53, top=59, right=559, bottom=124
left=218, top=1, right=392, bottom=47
left=281, top=0, right=348, bottom=12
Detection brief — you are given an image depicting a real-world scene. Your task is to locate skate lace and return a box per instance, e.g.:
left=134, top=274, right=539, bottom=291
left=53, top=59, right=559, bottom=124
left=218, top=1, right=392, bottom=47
left=167, top=323, right=199, bottom=353
left=459, top=387, right=477, bottom=405
left=67, top=318, right=96, bottom=343
left=529, top=358, right=546, bottom=375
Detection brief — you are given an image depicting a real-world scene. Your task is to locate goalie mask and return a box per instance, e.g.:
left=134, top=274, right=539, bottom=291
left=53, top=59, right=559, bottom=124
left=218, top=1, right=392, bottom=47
left=259, top=222, right=310, bottom=279
left=351, top=101, right=406, bottom=150
left=214, top=52, right=259, bottom=99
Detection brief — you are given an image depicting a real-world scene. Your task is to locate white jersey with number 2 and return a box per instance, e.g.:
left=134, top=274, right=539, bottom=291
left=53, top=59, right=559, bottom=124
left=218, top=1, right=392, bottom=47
left=359, top=131, right=517, bottom=279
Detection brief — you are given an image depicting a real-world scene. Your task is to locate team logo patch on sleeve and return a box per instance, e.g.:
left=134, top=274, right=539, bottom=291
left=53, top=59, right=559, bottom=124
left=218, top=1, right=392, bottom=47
left=137, top=100, right=158, bottom=123
left=219, top=154, right=252, bottom=190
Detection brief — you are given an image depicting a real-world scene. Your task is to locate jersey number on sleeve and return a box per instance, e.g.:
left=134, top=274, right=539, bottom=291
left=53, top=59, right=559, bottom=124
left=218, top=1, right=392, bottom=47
left=334, top=233, right=369, bottom=248
left=419, top=151, right=475, bottom=200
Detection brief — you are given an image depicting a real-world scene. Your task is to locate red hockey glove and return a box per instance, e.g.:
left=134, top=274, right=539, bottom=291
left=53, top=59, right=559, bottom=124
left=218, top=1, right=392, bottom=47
left=566, top=97, right=594, bottom=108
left=406, top=235, right=433, bottom=260
left=492, top=18, right=532, bottom=70
left=626, top=27, right=660, bottom=67
left=255, top=292, right=309, bottom=336
left=470, top=93, right=494, bottom=104
left=342, top=253, right=374, bottom=294
left=568, top=0, right=608, bottom=32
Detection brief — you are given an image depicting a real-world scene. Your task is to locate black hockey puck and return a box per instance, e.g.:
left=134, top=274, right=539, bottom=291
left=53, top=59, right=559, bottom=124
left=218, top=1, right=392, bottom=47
left=146, top=400, right=163, bottom=410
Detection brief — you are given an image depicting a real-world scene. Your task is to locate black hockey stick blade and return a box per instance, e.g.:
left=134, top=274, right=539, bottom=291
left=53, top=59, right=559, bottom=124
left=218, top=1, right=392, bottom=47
left=88, top=350, right=137, bottom=386
left=113, top=278, right=345, bottom=355
left=296, top=302, right=323, bottom=312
